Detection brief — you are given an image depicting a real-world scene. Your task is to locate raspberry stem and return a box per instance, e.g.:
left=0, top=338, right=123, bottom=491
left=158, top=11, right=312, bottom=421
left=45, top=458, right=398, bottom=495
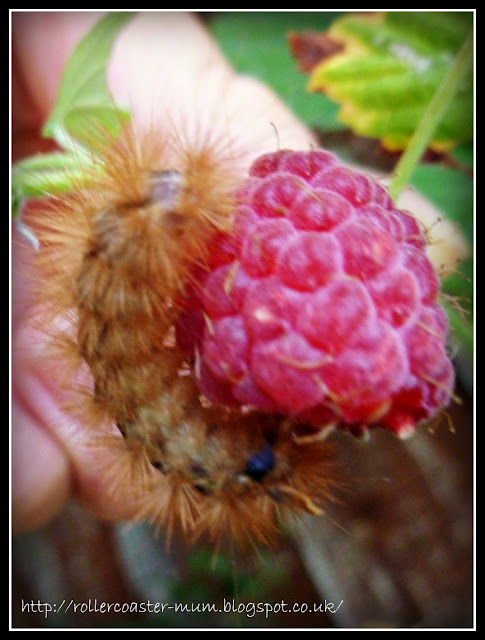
left=388, top=28, right=473, bottom=201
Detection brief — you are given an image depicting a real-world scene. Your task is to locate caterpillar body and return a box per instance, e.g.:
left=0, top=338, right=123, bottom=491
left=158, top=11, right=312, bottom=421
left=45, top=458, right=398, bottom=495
left=27, top=125, right=337, bottom=548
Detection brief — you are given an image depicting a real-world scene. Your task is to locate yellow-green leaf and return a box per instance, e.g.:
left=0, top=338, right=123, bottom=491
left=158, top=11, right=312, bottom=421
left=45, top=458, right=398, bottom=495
left=42, top=11, right=136, bottom=150
left=302, top=11, right=473, bottom=151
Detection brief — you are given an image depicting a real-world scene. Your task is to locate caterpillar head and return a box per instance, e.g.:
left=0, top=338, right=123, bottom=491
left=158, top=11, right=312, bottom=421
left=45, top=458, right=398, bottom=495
left=117, top=377, right=339, bottom=548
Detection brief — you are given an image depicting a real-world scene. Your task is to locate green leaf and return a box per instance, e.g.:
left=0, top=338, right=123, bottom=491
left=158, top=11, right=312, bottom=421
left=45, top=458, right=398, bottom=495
left=12, top=12, right=136, bottom=245
left=411, top=165, right=473, bottom=244
left=42, top=11, right=136, bottom=150
left=12, top=151, right=92, bottom=208
left=11, top=148, right=95, bottom=248
left=208, top=12, right=346, bottom=132
left=410, top=163, right=473, bottom=359
left=305, top=11, right=473, bottom=151
left=450, top=141, right=473, bottom=170
left=441, top=258, right=474, bottom=360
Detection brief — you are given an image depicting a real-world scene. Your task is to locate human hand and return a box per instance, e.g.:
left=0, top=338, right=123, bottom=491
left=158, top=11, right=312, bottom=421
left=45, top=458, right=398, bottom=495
left=11, top=11, right=316, bottom=534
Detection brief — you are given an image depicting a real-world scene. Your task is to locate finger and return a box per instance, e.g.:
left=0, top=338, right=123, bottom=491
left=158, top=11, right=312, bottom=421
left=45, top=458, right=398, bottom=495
left=12, top=12, right=316, bottom=160
left=12, top=225, right=76, bottom=534
left=107, top=12, right=316, bottom=157
left=11, top=12, right=317, bottom=529
left=12, top=12, right=102, bottom=137
left=12, top=320, right=153, bottom=529
left=11, top=386, right=71, bottom=534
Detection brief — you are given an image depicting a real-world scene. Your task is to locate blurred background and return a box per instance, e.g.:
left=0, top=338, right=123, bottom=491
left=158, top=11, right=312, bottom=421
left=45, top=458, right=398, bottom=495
left=11, top=383, right=474, bottom=628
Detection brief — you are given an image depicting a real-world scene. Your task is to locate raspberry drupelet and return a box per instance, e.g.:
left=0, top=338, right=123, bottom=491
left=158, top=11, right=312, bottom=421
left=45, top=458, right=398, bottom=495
left=177, top=149, right=455, bottom=438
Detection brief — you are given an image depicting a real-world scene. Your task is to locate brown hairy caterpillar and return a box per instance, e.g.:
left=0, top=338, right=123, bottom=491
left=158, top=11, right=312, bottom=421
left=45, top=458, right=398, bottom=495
left=26, top=123, right=339, bottom=549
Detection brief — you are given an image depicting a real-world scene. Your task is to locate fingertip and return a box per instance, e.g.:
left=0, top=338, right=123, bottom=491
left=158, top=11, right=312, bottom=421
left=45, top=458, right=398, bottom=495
left=12, top=322, right=148, bottom=528
left=12, top=12, right=103, bottom=130
left=11, top=397, right=72, bottom=535
left=11, top=323, right=74, bottom=534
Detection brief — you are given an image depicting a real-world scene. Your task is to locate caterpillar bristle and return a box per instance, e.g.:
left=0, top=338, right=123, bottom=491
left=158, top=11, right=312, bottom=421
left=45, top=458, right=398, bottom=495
left=97, top=432, right=157, bottom=502
left=107, top=371, right=338, bottom=550
left=136, top=478, right=203, bottom=549
left=190, top=493, right=281, bottom=550
left=24, top=117, right=340, bottom=550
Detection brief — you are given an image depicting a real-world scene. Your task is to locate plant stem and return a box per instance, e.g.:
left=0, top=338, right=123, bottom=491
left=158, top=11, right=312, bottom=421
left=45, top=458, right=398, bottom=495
left=388, top=29, right=473, bottom=201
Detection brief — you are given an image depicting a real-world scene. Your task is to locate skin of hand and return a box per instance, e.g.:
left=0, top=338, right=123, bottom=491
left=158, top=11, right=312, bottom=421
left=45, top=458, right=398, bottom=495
left=11, top=11, right=316, bottom=535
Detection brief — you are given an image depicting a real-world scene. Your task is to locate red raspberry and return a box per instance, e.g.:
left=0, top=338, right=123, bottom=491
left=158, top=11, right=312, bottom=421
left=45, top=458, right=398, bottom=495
left=177, top=149, right=455, bottom=437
